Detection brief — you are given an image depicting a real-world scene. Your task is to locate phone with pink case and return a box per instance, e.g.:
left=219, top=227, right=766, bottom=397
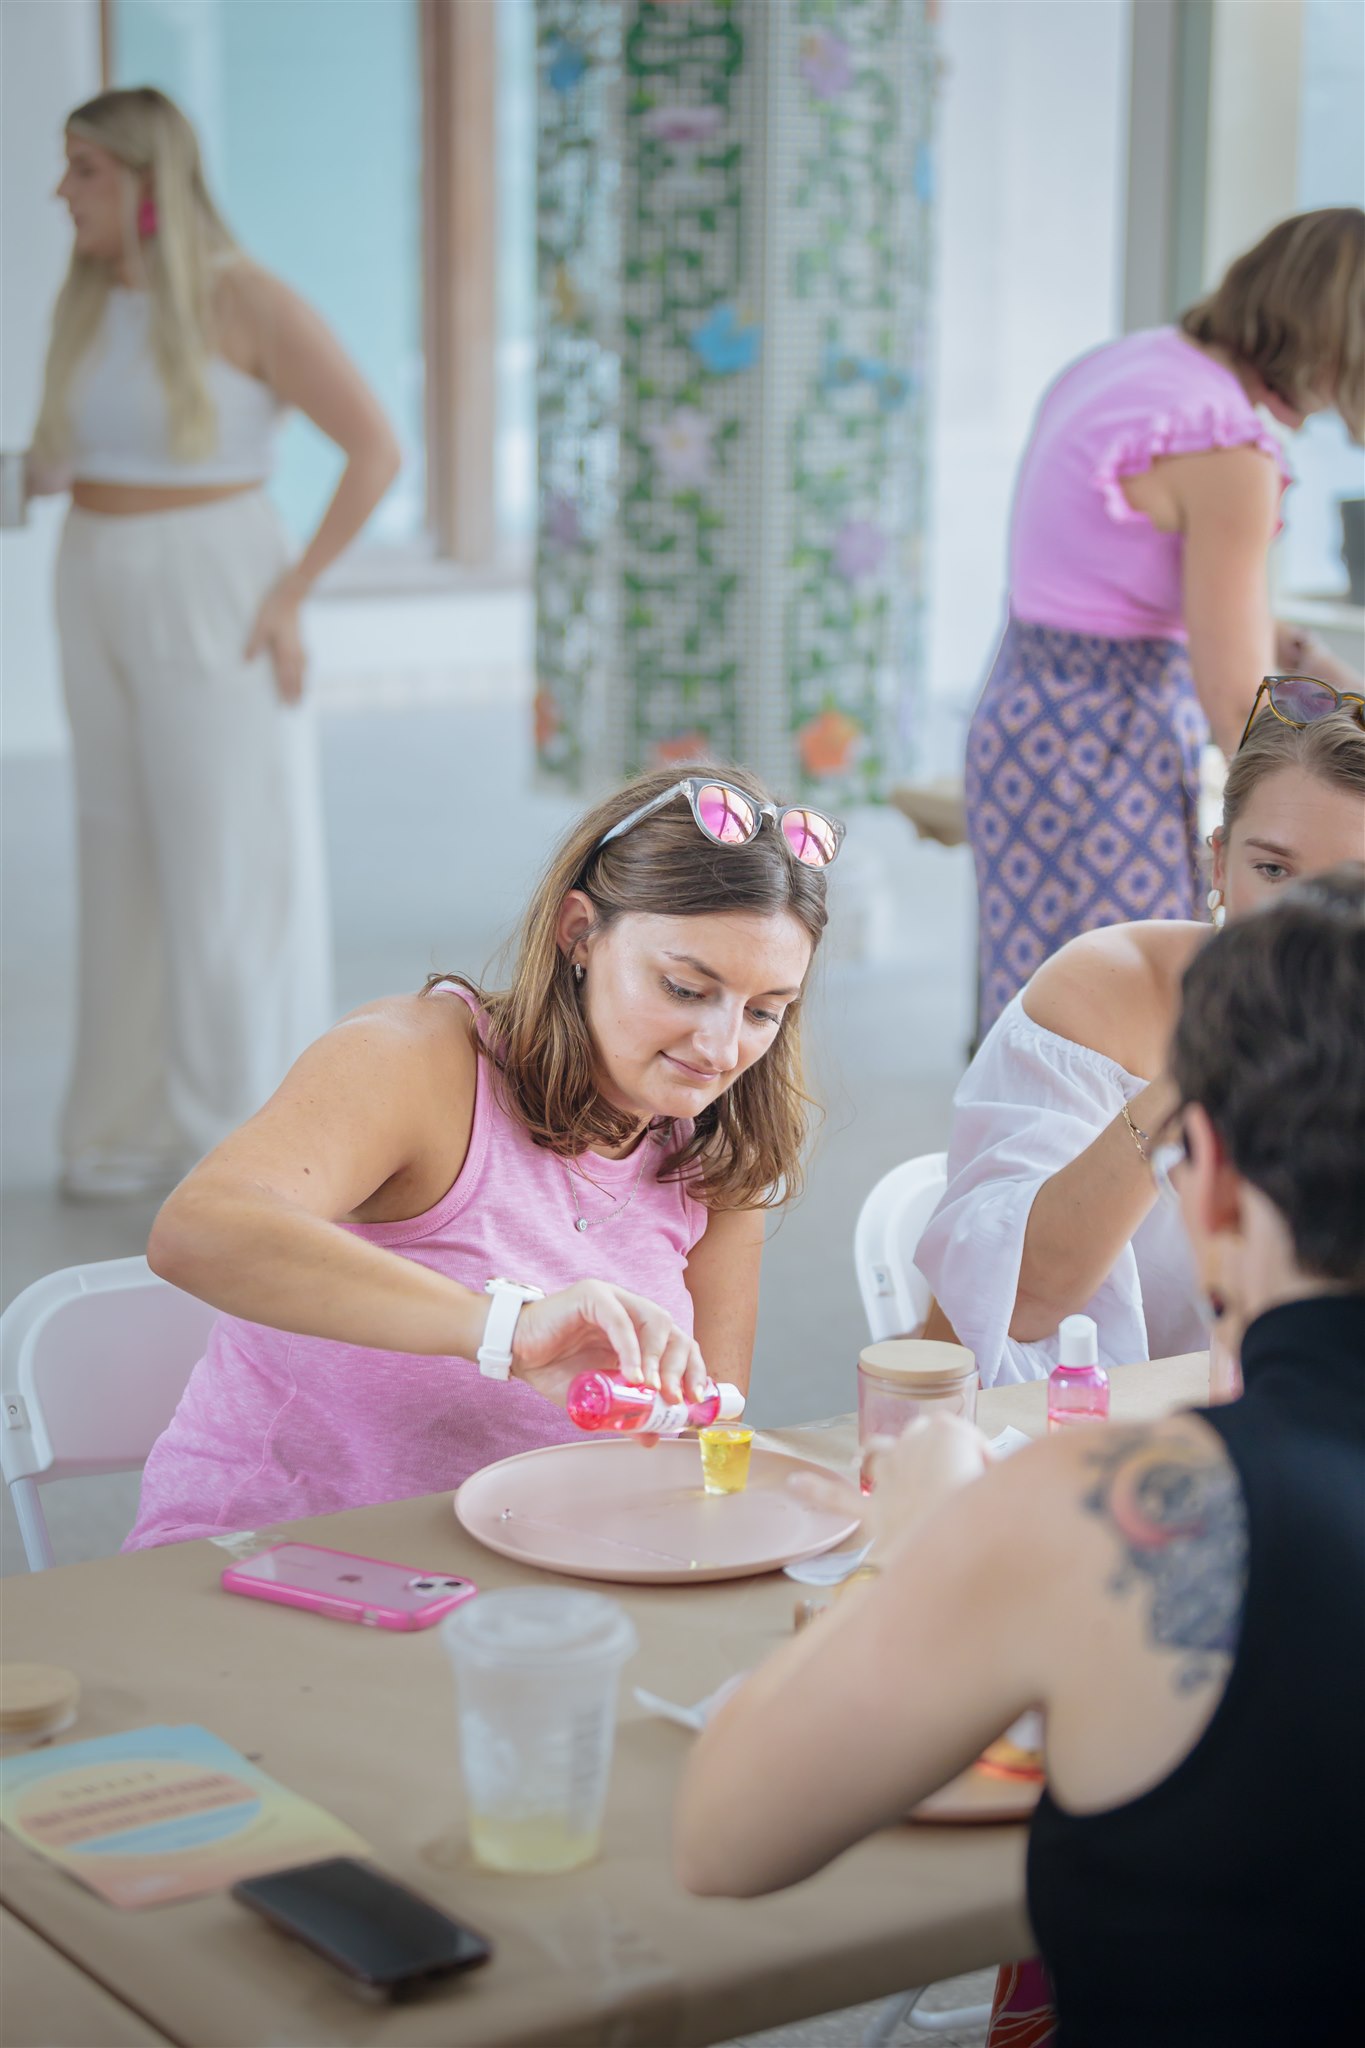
left=221, top=1543, right=477, bottom=1631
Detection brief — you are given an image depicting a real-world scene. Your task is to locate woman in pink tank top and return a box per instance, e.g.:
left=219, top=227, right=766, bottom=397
left=967, top=207, right=1364, bottom=1035
left=126, top=765, right=840, bottom=1548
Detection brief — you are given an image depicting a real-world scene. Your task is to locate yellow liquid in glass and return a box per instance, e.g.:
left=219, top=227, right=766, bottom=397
left=469, top=1811, right=600, bottom=1874
left=699, top=1426, right=754, bottom=1495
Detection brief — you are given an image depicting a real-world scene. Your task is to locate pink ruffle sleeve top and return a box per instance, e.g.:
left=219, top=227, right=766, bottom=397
left=1008, top=327, right=1291, bottom=641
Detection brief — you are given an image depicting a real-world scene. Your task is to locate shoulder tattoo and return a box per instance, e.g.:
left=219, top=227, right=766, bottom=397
left=1082, top=1433, right=1248, bottom=1695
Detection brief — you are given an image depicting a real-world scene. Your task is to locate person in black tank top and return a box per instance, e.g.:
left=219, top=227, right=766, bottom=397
left=1029, top=1293, right=1365, bottom=2044
left=675, top=865, right=1365, bottom=2048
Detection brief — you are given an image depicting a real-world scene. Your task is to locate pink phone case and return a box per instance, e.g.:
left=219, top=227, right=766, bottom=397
left=221, top=1543, right=478, bottom=1631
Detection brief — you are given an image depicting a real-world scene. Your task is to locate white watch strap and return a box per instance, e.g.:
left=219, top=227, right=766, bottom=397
left=477, top=1280, right=542, bottom=1381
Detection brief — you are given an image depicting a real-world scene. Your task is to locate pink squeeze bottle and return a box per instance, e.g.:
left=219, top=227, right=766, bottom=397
left=566, top=1370, right=746, bottom=1436
left=1047, top=1314, right=1110, bottom=1431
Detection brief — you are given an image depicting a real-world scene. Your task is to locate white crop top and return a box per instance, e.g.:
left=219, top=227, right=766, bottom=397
left=68, top=287, right=282, bottom=486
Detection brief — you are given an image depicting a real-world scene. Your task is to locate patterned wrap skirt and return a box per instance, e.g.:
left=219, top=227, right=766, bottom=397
left=966, top=619, right=1208, bottom=1034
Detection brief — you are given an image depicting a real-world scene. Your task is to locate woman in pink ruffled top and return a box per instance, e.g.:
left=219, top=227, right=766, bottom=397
left=967, top=207, right=1364, bottom=1033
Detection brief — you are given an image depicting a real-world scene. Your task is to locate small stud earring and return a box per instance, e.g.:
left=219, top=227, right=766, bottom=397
left=573, top=961, right=584, bottom=985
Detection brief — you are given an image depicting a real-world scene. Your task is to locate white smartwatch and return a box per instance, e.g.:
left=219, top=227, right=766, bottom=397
left=477, top=1277, right=545, bottom=1381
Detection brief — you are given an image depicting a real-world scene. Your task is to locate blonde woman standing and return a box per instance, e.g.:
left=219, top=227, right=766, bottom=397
left=26, top=87, right=400, bottom=1199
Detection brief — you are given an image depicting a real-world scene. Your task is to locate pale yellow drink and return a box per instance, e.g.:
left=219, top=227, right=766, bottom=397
left=699, top=1425, right=754, bottom=1495
left=468, top=1811, right=600, bottom=1875
left=443, top=1588, right=636, bottom=1877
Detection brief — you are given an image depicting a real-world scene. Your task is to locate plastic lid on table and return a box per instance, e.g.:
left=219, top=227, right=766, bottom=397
left=442, top=1586, right=637, bottom=1670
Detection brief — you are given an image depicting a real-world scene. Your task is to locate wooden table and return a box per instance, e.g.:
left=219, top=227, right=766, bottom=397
left=1, top=1354, right=1207, bottom=2048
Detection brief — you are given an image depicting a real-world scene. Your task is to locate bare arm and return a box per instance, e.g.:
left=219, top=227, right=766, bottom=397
left=675, top=1429, right=1040, bottom=1895
left=682, top=1205, right=766, bottom=1398
left=147, top=999, right=492, bottom=1356
left=224, top=263, right=402, bottom=699
left=147, top=1000, right=704, bottom=1398
left=1008, top=934, right=1178, bottom=1344
left=675, top=1419, right=1246, bottom=1896
left=1173, top=446, right=1280, bottom=755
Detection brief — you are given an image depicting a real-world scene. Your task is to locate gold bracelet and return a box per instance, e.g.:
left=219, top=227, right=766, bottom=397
left=1121, top=1101, right=1151, bottom=1162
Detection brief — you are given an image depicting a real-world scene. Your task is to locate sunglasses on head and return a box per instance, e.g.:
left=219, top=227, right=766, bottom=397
left=1237, top=674, right=1365, bottom=755
left=594, top=777, right=846, bottom=868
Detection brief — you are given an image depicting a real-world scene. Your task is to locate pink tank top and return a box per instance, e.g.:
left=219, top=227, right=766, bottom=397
left=126, top=986, right=708, bottom=1548
left=1008, top=327, right=1291, bottom=640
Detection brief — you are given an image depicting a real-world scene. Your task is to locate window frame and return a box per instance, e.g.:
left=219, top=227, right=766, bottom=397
left=102, top=0, right=508, bottom=580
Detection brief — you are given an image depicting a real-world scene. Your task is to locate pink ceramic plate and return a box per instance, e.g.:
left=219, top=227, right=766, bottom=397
left=455, top=1437, right=860, bottom=1584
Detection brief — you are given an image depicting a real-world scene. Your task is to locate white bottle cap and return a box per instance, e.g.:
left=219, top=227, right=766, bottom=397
left=716, top=1383, right=746, bottom=1422
left=1058, top=1314, right=1099, bottom=1367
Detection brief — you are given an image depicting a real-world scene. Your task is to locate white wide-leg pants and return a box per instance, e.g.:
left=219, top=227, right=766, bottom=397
left=55, top=492, right=333, bottom=1184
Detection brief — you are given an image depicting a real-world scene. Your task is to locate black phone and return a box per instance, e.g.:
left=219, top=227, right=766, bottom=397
left=232, top=1858, right=492, bottom=1998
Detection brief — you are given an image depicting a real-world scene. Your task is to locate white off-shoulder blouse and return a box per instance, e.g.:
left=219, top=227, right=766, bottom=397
left=915, top=993, right=1205, bottom=1387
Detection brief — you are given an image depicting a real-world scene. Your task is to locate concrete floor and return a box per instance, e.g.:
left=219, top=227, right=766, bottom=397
left=0, top=691, right=990, bottom=2046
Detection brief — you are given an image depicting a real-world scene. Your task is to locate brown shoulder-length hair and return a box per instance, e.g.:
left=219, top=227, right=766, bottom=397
left=1180, top=207, right=1365, bottom=443
left=424, top=765, right=832, bottom=1210
left=1221, top=704, right=1365, bottom=838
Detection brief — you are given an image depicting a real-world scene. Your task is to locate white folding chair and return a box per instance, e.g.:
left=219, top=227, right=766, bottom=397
left=853, top=1152, right=948, bottom=1341
left=1, top=1256, right=216, bottom=1571
left=853, top=1155, right=995, bottom=2042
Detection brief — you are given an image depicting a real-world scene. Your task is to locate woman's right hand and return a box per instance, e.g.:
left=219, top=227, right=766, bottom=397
left=509, top=1280, right=706, bottom=1409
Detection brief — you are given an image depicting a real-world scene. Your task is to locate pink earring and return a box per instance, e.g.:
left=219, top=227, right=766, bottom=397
left=137, top=196, right=158, bottom=239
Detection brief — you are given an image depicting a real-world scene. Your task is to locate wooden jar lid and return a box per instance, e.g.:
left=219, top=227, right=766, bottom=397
left=0, top=1663, right=80, bottom=1737
left=858, top=1339, right=977, bottom=1388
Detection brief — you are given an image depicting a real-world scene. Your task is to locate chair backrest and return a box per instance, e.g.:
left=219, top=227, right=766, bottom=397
left=853, top=1153, right=948, bottom=1343
left=1, top=1256, right=216, bottom=1570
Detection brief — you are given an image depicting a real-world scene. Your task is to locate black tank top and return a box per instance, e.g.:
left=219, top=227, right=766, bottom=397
left=1027, top=1295, right=1365, bottom=2047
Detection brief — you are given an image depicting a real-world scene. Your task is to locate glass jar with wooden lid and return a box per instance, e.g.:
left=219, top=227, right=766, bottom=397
left=856, top=1339, right=979, bottom=1460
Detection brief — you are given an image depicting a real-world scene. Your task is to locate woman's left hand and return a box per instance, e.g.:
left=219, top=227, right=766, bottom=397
left=245, top=574, right=308, bottom=703
left=789, top=1413, right=994, bottom=1557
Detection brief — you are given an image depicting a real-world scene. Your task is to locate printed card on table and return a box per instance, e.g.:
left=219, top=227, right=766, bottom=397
left=0, top=1723, right=366, bottom=1908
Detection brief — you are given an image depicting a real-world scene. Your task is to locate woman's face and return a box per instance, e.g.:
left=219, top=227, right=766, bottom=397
left=56, top=132, right=131, bottom=265
left=560, top=903, right=814, bottom=1133
left=1214, top=764, right=1365, bottom=921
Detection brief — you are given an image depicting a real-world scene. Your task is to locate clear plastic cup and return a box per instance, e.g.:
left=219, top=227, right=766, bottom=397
left=441, top=1588, right=637, bottom=1874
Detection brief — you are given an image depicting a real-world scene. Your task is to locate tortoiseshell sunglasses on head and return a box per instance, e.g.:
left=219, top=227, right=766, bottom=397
left=1237, top=674, right=1365, bottom=754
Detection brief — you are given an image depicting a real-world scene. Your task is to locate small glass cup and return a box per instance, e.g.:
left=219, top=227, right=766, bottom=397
left=698, top=1425, right=754, bottom=1495
left=442, top=1588, right=636, bottom=1874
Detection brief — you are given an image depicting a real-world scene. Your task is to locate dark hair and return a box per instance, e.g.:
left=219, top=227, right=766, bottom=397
left=1170, top=865, right=1365, bottom=1284
left=425, top=763, right=830, bottom=1208
left=1180, top=207, right=1365, bottom=442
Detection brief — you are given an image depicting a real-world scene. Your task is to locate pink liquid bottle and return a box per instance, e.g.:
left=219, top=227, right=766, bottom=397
left=1047, top=1314, right=1110, bottom=1432
left=566, top=1370, right=745, bottom=1436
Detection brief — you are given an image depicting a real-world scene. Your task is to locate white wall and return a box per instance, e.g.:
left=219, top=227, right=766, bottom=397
left=0, top=0, right=102, bottom=758
left=924, top=0, right=1131, bottom=763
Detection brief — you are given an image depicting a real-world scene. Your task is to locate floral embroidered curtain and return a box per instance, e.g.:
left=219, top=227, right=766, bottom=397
left=535, top=0, right=939, bottom=802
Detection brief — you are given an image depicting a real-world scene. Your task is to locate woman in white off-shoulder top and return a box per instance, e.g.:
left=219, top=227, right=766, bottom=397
left=918, top=701, right=1365, bottom=1386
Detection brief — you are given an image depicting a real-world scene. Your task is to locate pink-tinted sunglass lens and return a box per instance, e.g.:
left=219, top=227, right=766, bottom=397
left=1271, top=677, right=1339, bottom=724
left=782, top=809, right=838, bottom=865
left=697, top=784, right=756, bottom=844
